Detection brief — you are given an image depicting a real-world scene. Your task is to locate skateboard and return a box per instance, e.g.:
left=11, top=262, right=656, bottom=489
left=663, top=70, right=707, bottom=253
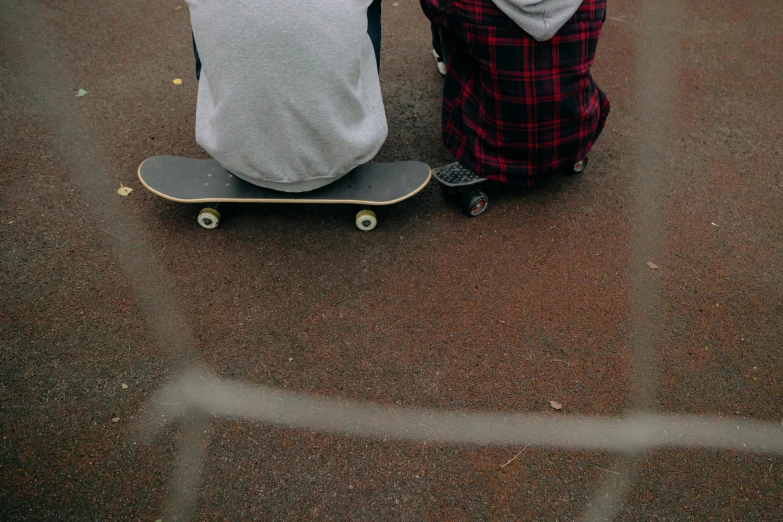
left=137, top=156, right=431, bottom=231
left=431, top=162, right=491, bottom=217
left=432, top=158, right=589, bottom=217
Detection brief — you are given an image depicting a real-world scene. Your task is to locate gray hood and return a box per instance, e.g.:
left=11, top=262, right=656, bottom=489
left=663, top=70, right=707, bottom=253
left=491, top=0, right=583, bottom=41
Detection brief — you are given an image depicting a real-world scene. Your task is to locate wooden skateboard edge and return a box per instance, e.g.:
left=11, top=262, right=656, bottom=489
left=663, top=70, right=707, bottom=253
left=137, top=160, right=432, bottom=206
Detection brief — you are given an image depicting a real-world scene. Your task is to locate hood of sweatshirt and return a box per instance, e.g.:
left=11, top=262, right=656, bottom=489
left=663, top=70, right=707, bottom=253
left=490, top=0, right=583, bottom=41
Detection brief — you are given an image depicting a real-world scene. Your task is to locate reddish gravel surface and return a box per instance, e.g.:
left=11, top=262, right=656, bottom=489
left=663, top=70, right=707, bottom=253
left=2, top=1, right=782, bottom=520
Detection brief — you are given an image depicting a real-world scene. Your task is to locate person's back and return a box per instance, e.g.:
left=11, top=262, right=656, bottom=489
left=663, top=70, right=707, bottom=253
left=423, top=0, right=610, bottom=187
left=187, top=0, right=388, bottom=192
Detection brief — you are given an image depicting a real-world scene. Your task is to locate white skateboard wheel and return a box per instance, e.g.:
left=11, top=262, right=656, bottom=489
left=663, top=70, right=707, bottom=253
left=573, top=157, right=589, bottom=173
left=355, top=209, right=377, bottom=231
left=197, top=207, right=221, bottom=229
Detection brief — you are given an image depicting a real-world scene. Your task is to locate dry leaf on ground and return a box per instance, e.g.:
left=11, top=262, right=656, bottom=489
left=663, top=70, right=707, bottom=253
left=117, top=184, right=133, bottom=196
left=549, top=400, right=563, bottom=410
left=172, top=78, right=183, bottom=85
left=646, top=261, right=659, bottom=269
left=76, top=88, right=89, bottom=97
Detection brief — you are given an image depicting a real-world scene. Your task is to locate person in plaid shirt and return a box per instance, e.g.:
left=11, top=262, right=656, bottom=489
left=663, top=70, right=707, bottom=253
left=421, top=0, right=610, bottom=187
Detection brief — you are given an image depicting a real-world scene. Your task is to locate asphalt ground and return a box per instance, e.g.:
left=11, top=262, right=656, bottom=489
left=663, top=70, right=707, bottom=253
left=1, top=0, right=782, bottom=520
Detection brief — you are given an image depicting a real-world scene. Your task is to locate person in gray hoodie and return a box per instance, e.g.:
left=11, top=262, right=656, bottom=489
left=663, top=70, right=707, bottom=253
left=186, top=0, right=388, bottom=193
left=423, top=0, right=610, bottom=187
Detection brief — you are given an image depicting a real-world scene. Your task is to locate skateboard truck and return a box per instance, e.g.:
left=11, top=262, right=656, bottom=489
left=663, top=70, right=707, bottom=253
left=197, top=204, right=377, bottom=231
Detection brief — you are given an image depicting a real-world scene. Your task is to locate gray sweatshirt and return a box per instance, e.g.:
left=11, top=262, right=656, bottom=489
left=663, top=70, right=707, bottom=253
left=186, top=0, right=387, bottom=192
left=491, top=0, right=584, bottom=41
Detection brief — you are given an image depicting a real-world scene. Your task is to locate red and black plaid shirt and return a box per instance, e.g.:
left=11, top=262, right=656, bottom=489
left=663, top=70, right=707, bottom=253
left=421, top=0, right=610, bottom=186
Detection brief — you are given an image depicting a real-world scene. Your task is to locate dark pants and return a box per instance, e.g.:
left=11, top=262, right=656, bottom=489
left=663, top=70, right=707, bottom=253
left=192, top=0, right=382, bottom=80
left=192, top=32, right=201, bottom=80
left=431, top=22, right=452, bottom=66
left=367, top=0, right=382, bottom=70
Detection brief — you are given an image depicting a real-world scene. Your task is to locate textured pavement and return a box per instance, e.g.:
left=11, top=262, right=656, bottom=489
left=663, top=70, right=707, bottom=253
left=1, top=0, right=782, bottom=520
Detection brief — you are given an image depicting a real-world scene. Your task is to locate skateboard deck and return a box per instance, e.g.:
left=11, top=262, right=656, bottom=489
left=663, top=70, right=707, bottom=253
left=137, top=156, right=431, bottom=230
left=431, top=161, right=486, bottom=187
